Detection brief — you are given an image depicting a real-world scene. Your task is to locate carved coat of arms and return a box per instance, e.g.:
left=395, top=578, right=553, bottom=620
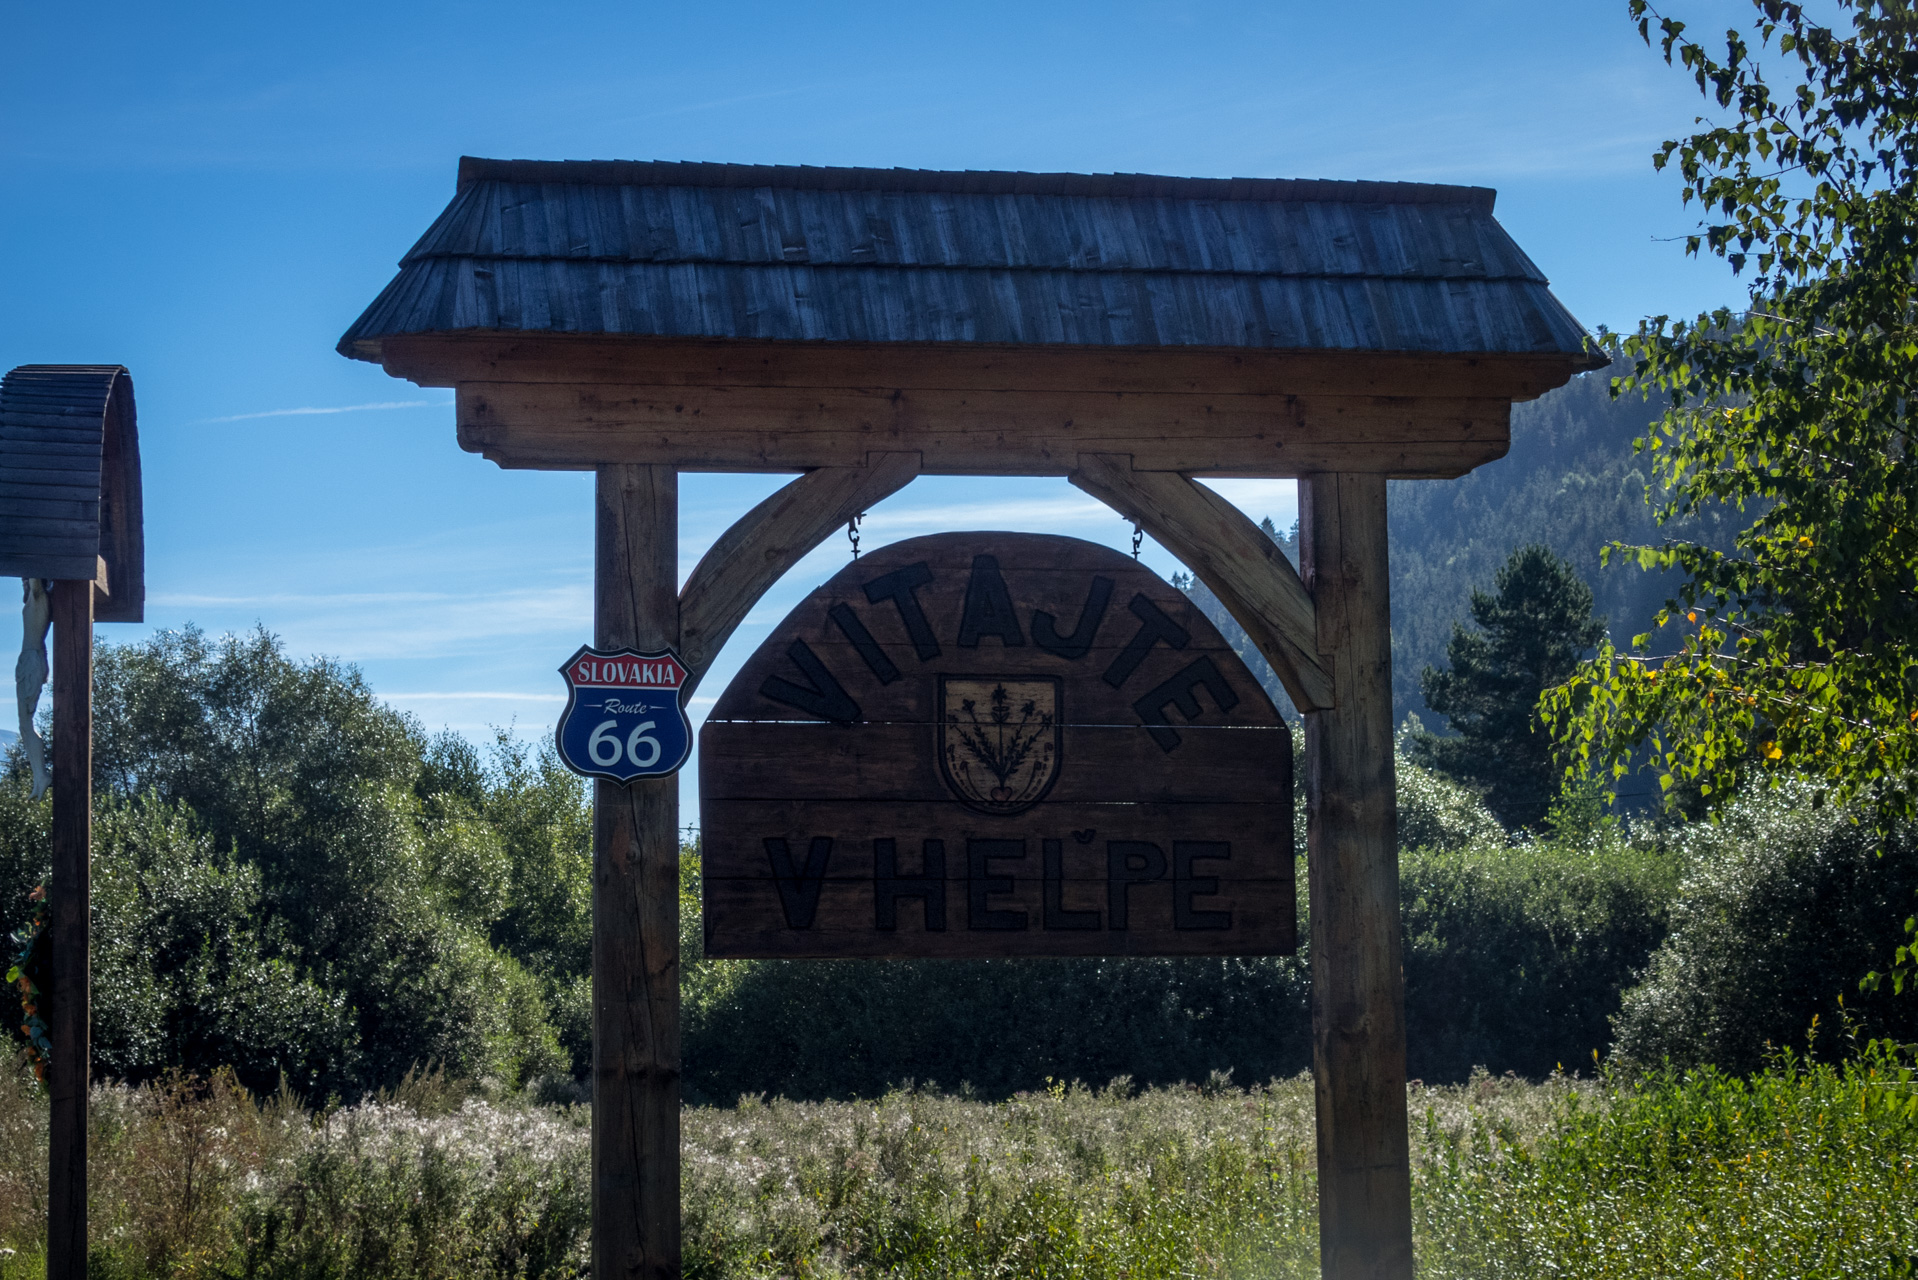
left=938, top=676, right=1062, bottom=814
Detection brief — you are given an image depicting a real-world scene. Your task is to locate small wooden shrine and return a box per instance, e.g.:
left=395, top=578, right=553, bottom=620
left=1, top=363, right=145, bottom=1280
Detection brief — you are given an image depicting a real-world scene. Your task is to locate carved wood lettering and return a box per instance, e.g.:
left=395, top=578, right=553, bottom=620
left=699, top=532, right=1295, bottom=958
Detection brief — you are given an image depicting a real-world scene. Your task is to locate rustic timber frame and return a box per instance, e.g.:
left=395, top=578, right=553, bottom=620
left=342, top=158, right=1603, bottom=1280
left=1, top=364, right=146, bottom=1280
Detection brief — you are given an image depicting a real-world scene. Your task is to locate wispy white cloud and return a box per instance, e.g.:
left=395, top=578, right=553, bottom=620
left=147, top=583, right=590, bottom=661
left=200, top=400, right=449, bottom=423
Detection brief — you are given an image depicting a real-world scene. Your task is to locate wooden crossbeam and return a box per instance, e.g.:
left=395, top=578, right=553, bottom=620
left=1068, top=452, right=1334, bottom=712
left=678, top=451, right=921, bottom=693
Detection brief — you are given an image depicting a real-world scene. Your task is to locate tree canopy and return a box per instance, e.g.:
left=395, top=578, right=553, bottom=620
left=1413, top=545, right=1607, bottom=831
left=1546, top=0, right=1918, bottom=825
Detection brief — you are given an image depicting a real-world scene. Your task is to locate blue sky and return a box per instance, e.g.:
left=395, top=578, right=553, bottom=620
left=3, top=0, right=1758, bottom=811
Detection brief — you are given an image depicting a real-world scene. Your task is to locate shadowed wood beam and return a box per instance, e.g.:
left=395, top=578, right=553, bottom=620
left=678, top=451, right=920, bottom=693
left=47, top=577, right=92, bottom=1280
left=1068, top=452, right=1333, bottom=712
left=593, top=464, right=680, bottom=1280
left=1301, top=472, right=1412, bottom=1280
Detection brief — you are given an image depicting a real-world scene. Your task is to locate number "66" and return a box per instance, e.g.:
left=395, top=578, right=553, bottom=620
left=588, top=719, right=662, bottom=769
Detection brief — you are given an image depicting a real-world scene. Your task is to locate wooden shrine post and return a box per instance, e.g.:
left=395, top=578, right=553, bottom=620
left=592, top=464, right=682, bottom=1280
left=47, top=577, right=94, bottom=1280
left=340, top=158, right=1606, bottom=1280
left=1301, top=474, right=1410, bottom=1278
left=1, top=365, right=144, bottom=1280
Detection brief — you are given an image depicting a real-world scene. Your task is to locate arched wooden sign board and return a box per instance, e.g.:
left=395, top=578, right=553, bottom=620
left=701, top=532, right=1294, bottom=959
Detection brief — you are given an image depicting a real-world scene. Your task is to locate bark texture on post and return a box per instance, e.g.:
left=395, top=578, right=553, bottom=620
left=47, top=578, right=93, bottom=1280
left=593, top=464, right=682, bottom=1280
left=1299, top=473, right=1412, bottom=1280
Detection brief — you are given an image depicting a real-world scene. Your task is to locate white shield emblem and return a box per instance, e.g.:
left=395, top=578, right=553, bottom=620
left=938, top=676, right=1062, bottom=815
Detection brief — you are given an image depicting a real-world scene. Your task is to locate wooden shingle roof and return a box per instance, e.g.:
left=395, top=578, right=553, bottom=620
left=339, top=158, right=1597, bottom=361
left=0, top=364, right=144, bottom=621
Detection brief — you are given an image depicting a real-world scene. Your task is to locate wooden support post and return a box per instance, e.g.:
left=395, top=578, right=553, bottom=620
left=1299, top=473, right=1412, bottom=1280
left=47, top=578, right=93, bottom=1280
left=593, top=464, right=682, bottom=1280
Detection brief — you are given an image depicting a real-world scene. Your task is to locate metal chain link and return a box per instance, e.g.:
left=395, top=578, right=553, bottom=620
left=848, top=511, right=865, bottom=559
left=1131, top=520, right=1143, bottom=560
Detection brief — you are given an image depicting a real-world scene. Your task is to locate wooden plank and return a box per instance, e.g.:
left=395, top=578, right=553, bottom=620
left=454, top=381, right=1510, bottom=477
left=379, top=334, right=1590, bottom=403
left=0, top=480, right=99, bottom=503
left=0, top=516, right=100, bottom=538
left=0, top=554, right=101, bottom=583
left=700, top=799, right=1294, bottom=959
left=592, top=464, right=680, bottom=1280
left=46, top=578, right=92, bottom=1280
left=701, top=721, right=1288, bottom=804
left=678, top=451, right=920, bottom=690
left=1300, top=473, right=1411, bottom=1280
left=1069, top=452, right=1333, bottom=711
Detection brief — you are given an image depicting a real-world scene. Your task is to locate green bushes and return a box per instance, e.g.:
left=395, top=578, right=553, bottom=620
left=1611, top=783, right=1918, bottom=1072
left=683, top=950, right=1313, bottom=1104
left=2, top=628, right=589, bottom=1100
left=1402, top=829, right=1681, bottom=1081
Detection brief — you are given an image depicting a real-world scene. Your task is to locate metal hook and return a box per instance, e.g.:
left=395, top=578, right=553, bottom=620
left=848, top=511, right=866, bottom=559
left=1131, top=520, right=1143, bottom=561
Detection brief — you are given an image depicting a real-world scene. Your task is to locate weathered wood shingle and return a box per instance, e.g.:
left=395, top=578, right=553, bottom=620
left=0, top=365, right=145, bottom=621
left=339, top=159, right=1595, bottom=360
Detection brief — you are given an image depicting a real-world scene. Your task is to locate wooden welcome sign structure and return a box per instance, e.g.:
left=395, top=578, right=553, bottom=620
left=0, top=364, right=145, bottom=1280
left=341, top=158, right=1600, bottom=1280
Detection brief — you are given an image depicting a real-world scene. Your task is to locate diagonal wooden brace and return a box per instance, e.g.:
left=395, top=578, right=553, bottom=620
left=678, top=451, right=921, bottom=695
left=1069, top=452, right=1335, bottom=712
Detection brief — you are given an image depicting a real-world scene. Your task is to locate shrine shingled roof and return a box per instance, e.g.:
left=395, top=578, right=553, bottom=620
left=339, top=158, right=1597, bottom=360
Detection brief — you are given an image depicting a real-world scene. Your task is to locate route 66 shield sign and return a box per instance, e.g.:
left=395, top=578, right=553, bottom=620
left=556, top=645, right=693, bottom=783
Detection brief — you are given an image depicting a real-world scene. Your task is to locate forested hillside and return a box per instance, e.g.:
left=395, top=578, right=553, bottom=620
left=1188, top=353, right=1738, bottom=810
left=1389, top=354, right=1741, bottom=728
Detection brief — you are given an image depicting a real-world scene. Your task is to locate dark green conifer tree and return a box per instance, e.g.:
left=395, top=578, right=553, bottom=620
left=1413, top=545, right=1605, bottom=831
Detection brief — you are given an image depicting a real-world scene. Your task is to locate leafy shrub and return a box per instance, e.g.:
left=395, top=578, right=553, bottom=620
left=683, top=951, right=1312, bottom=1104
left=1396, top=746, right=1506, bottom=851
left=2, top=629, right=581, bottom=1099
left=89, top=798, right=358, bottom=1095
left=1611, top=782, right=1918, bottom=1073
left=1401, top=828, right=1681, bottom=1081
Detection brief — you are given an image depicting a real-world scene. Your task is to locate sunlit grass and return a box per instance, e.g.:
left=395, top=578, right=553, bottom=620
left=0, top=1045, right=1912, bottom=1279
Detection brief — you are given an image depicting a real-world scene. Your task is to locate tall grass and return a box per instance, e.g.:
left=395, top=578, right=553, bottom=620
left=1, top=1044, right=1912, bottom=1280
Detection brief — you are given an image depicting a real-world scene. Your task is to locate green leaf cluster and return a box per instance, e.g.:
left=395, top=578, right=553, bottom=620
left=0, top=626, right=593, bottom=1099
left=1547, top=0, right=1918, bottom=824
